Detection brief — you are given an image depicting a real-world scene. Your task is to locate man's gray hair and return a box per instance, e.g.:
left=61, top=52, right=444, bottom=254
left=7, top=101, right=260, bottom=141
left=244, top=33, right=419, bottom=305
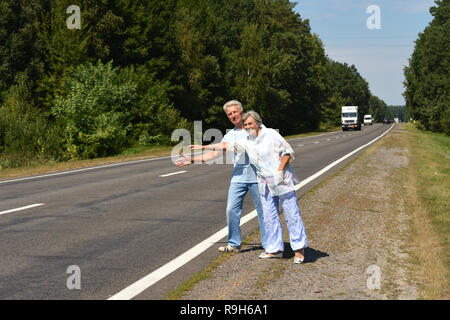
left=242, top=110, right=262, bottom=127
left=223, top=100, right=243, bottom=113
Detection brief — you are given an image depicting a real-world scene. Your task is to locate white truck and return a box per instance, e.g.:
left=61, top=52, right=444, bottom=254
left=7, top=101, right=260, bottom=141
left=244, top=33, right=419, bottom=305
left=341, top=106, right=361, bottom=131
left=364, top=114, right=373, bottom=125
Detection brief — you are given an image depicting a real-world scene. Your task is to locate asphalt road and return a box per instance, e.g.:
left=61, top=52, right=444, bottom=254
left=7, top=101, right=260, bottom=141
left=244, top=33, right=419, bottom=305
left=0, top=123, right=393, bottom=299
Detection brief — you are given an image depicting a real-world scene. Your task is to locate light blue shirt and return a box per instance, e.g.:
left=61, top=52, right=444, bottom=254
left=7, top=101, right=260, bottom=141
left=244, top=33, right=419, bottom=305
left=222, top=127, right=258, bottom=183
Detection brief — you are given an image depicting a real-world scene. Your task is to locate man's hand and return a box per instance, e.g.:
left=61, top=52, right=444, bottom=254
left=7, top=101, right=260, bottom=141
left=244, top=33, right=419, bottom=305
left=175, top=154, right=192, bottom=168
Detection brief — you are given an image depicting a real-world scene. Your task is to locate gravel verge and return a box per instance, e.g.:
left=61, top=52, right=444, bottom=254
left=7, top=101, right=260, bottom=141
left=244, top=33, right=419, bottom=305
left=179, top=126, right=419, bottom=300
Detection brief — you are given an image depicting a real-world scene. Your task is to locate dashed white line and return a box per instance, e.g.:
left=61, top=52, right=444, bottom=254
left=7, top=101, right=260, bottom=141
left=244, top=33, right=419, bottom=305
left=159, top=171, right=187, bottom=177
left=0, top=203, right=45, bottom=216
left=287, top=130, right=340, bottom=141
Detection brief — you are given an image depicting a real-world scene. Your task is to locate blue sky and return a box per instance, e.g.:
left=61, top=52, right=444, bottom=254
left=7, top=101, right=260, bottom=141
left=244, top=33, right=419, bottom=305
left=293, top=0, right=436, bottom=105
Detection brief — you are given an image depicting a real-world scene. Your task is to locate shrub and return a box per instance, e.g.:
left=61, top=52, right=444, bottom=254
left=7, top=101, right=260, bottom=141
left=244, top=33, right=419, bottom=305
left=51, top=61, right=136, bottom=159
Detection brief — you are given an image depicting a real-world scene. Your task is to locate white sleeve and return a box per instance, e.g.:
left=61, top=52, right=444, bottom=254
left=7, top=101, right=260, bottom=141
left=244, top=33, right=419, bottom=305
left=270, top=129, right=295, bottom=161
left=226, top=138, right=247, bottom=154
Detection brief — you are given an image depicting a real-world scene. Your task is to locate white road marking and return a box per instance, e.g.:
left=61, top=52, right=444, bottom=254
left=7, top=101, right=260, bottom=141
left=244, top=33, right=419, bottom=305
left=0, top=152, right=204, bottom=185
left=314, top=141, right=319, bottom=144
left=298, top=144, right=304, bottom=147
left=287, top=130, right=339, bottom=141
left=159, top=171, right=187, bottom=177
left=108, top=124, right=395, bottom=300
left=0, top=203, right=45, bottom=216
left=0, top=157, right=172, bottom=185
left=293, top=124, right=395, bottom=191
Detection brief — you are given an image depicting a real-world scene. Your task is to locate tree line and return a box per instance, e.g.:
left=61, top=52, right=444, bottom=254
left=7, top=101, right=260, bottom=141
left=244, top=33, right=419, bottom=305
left=404, top=0, right=449, bottom=134
left=0, top=0, right=392, bottom=168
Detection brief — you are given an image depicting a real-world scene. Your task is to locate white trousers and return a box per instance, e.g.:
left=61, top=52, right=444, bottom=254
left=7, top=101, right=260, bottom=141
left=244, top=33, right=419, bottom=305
left=260, top=185, right=308, bottom=253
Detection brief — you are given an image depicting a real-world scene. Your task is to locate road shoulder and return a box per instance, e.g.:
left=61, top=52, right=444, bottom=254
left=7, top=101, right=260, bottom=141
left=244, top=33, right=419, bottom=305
left=174, top=125, right=420, bottom=300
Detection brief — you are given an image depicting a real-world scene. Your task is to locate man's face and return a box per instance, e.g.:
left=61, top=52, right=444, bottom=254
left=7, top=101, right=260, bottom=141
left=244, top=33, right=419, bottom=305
left=225, top=105, right=243, bottom=127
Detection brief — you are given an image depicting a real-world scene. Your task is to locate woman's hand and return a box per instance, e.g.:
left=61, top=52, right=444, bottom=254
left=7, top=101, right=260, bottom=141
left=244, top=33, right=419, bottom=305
left=274, top=170, right=284, bottom=185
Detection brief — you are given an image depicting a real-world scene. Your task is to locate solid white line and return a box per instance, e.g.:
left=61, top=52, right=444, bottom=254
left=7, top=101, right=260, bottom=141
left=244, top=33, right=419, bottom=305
left=0, top=157, right=172, bottom=185
left=0, top=152, right=204, bottom=185
left=0, top=203, right=45, bottom=216
left=108, top=226, right=229, bottom=300
left=159, top=171, right=187, bottom=177
left=108, top=124, right=394, bottom=300
left=293, top=124, right=395, bottom=191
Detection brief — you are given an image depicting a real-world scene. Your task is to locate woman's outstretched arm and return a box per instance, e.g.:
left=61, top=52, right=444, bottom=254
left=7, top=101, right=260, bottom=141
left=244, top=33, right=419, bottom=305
left=189, top=142, right=228, bottom=151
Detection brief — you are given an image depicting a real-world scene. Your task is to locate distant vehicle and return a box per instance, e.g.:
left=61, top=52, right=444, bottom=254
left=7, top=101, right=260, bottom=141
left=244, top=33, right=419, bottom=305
left=383, top=119, right=392, bottom=124
left=341, top=106, right=361, bottom=131
left=363, top=115, right=373, bottom=125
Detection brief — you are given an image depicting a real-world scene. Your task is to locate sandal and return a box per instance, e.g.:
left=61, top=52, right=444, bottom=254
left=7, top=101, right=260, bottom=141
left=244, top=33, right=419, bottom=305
left=259, top=252, right=283, bottom=259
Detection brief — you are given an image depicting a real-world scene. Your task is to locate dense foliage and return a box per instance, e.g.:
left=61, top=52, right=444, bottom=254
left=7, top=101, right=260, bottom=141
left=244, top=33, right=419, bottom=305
left=404, top=0, right=449, bottom=134
left=0, top=0, right=392, bottom=168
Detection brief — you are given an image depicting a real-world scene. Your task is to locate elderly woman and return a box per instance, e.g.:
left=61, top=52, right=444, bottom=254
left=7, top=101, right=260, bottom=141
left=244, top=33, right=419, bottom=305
left=179, top=111, right=307, bottom=263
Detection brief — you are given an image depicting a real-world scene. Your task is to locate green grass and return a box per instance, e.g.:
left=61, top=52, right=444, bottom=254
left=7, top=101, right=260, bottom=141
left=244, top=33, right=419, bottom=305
left=406, top=124, right=450, bottom=269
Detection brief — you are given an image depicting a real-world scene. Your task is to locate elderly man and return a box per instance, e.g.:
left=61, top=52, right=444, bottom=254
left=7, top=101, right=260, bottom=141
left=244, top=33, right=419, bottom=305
left=176, top=100, right=266, bottom=252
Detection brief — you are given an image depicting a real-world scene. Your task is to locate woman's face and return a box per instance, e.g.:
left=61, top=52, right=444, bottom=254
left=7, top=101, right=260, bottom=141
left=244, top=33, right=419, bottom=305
left=243, top=117, right=259, bottom=137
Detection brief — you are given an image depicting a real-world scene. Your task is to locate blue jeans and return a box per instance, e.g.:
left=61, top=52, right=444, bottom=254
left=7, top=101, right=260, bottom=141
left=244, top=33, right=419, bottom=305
left=226, top=182, right=266, bottom=249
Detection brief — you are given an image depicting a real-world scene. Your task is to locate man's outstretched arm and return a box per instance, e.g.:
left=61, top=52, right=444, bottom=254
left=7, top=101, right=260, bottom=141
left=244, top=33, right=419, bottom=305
left=175, top=149, right=222, bottom=167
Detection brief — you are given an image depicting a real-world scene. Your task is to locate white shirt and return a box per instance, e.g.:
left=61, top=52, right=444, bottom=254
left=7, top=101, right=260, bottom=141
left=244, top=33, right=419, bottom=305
left=229, top=126, right=300, bottom=196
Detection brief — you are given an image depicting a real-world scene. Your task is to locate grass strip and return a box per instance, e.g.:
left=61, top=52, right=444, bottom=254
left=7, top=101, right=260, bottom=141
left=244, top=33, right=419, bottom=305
left=405, top=124, right=449, bottom=299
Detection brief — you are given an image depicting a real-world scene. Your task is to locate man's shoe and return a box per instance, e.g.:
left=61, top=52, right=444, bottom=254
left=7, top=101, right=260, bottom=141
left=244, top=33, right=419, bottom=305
left=218, top=245, right=240, bottom=252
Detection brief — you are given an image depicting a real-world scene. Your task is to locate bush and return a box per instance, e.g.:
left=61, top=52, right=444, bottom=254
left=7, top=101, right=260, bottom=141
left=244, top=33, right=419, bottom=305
left=0, top=74, right=65, bottom=168
left=51, top=61, right=136, bottom=159
left=0, top=107, right=65, bottom=168
left=52, top=61, right=190, bottom=159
